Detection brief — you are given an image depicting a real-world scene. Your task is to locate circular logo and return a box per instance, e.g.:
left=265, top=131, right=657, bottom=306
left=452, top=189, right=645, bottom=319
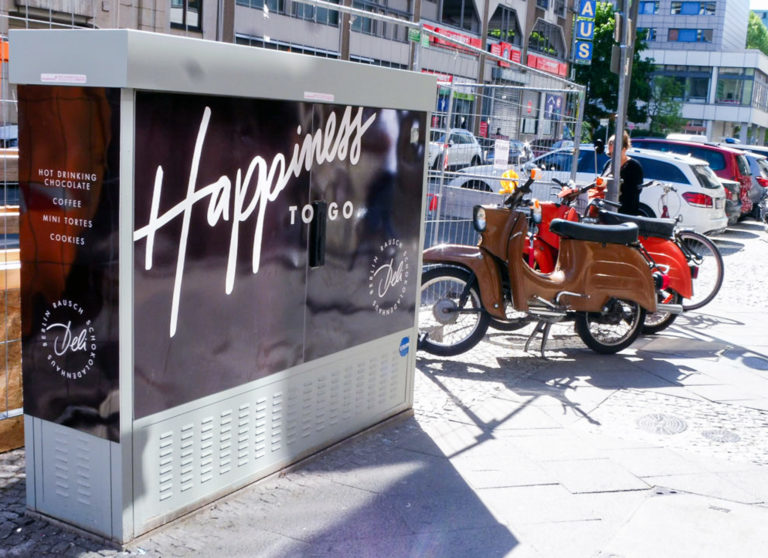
left=40, top=299, right=98, bottom=381
left=368, top=238, right=409, bottom=316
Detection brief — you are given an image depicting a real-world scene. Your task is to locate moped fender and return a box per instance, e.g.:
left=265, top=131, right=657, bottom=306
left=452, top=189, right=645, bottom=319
left=422, top=244, right=507, bottom=319
left=641, top=236, right=693, bottom=300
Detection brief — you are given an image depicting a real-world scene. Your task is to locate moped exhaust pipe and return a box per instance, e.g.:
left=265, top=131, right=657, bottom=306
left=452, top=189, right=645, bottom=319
left=657, top=303, right=684, bottom=315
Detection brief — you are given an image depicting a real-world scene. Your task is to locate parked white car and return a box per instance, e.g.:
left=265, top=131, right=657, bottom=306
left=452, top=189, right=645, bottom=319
left=526, top=145, right=729, bottom=235
left=428, top=128, right=483, bottom=171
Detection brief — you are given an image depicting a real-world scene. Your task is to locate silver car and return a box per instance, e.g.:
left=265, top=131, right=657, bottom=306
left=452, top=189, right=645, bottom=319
left=743, top=152, right=768, bottom=217
left=428, top=128, right=483, bottom=171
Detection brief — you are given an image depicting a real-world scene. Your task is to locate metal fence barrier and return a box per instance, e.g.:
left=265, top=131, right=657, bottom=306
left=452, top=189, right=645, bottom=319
left=0, top=1, right=583, bottom=440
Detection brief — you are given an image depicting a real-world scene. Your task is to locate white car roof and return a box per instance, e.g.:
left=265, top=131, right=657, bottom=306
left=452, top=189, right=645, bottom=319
left=543, top=145, right=711, bottom=169
left=628, top=147, right=711, bottom=168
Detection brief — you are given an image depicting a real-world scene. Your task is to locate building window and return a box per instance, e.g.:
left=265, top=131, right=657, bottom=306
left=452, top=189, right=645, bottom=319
left=528, top=20, right=565, bottom=59
left=236, top=0, right=285, bottom=12
left=350, top=0, right=411, bottom=42
left=441, top=0, right=480, bottom=33
left=753, top=71, right=768, bottom=111
left=638, top=1, right=658, bottom=14
left=638, top=27, right=657, bottom=41
left=670, top=2, right=716, bottom=15
left=488, top=6, right=521, bottom=45
left=687, top=77, right=709, bottom=102
left=553, top=0, right=565, bottom=17
left=716, top=68, right=754, bottom=105
left=292, top=0, right=339, bottom=26
left=668, top=28, right=712, bottom=42
left=170, top=0, right=201, bottom=30
left=536, top=0, right=549, bottom=9
left=654, top=64, right=711, bottom=103
left=236, top=34, right=340, bottom=57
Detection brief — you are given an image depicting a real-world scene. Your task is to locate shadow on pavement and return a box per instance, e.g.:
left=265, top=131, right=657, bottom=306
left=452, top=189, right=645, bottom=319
left=284, top=418, right=520, bottom=558
left=1, top=422, right=520, bottom=558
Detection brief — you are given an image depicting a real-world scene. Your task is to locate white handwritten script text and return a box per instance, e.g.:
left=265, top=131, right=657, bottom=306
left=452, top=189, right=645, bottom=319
left=133, top=105, right=377, bottom=337
left=372, top=259, right=405, bottom=299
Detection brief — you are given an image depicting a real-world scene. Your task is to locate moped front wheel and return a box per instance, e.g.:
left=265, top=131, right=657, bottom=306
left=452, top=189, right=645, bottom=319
left=418, top=267, right=490, bottom=356
left=574, top=299, right=646, bottom=354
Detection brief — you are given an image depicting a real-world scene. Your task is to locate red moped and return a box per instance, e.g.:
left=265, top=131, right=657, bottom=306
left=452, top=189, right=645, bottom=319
left=524, top=177, right=722, bottom=333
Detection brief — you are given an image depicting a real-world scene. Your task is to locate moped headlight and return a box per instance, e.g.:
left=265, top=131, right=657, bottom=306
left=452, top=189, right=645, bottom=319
left=473, top=206, right=487, bottom=232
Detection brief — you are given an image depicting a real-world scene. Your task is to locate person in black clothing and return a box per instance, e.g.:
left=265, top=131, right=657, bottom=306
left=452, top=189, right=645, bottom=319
left=603, top=131, right=643, bottom=215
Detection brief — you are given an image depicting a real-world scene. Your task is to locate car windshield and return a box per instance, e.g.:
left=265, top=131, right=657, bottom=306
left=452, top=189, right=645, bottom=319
left=430, top=130, right=446, bottom=143
left=757, top=157, right=768, bottom=177
left=691, top=164, right=722, bottom=190
left=737, top=154, right=751, bottom=176
left=536, top=150, right=573, bottom=172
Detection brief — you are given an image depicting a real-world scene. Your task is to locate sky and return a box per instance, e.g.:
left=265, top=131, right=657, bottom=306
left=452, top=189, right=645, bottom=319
left=752, top=0, right=768, bottom=10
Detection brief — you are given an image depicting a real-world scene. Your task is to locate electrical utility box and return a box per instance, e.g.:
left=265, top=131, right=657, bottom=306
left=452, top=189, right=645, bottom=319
left=11, top=29, right=434, bottom=543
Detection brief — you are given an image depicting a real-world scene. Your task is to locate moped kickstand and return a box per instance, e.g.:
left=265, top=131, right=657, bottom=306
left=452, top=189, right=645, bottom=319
left=524, top=317, right=561, bottom=358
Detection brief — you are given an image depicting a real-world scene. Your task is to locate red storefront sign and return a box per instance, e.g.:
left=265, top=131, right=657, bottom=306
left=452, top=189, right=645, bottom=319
left=490, top=42, right=522, bottom=68
left=527, top=53, right=568, bottom=78
left=422, top=69, right=453, bottom=83
left=423, top=24, right=482, bottom=53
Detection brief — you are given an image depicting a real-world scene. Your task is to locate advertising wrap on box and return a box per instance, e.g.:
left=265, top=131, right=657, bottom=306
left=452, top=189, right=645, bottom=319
left=19, top=86, right=121, bottom=442
left=132, top=92, right=426, bottom=418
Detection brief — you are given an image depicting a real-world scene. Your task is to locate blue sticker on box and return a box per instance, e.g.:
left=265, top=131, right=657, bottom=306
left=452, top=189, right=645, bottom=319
left=399, top=337, right=410, bottom=357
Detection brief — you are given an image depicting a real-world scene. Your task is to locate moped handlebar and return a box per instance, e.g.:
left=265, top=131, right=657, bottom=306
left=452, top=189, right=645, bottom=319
left=643, top=180, right=677, bottom=193
left=504, top=173, right=537, bottom=207
left=588, top=197, right=621, bottom=211
left=551, top=176, right=606, bottom=205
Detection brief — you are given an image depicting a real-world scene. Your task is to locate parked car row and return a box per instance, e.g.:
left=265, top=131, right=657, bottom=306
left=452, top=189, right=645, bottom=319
left=631, top=138, right=755, bottom=224
left=428, top=128, right=560, bottom=171
left=427, top=130, right=768, bottom=233
left=525, top=144, right=729, bottom=235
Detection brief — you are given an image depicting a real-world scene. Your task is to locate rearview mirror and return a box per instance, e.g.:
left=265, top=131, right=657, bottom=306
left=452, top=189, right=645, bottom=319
left=594, top=138, right=605, bottom=155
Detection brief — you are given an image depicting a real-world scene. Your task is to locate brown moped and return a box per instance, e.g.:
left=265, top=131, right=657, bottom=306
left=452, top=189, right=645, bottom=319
left=418, top=169, right=668, bottom=356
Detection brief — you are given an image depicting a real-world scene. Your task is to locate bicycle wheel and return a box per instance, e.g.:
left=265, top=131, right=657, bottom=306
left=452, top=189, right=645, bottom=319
left=677, top=230, right=724, bottom=311
left=642, top=291, right=681, bottom=335
left=489, top=302, right=531, bottom=331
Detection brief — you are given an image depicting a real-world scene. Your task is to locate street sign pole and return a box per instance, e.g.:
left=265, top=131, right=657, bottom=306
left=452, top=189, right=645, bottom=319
left=571, top=0, right=596, bottom=182
left=608, top=0, right=639, bottom=204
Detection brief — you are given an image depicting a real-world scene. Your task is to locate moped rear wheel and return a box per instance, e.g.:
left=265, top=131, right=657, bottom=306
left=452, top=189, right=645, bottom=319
left=676, top=230, right=724, bottom=311
left=418, top=267, right=490, bottom=356
left=642, top=292, right=682, bottom=335
left=574, top=299, right=646, bottom=354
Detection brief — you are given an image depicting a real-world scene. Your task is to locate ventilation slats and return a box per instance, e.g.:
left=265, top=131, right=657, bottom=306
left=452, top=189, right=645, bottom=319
left=149, top=346, right=406, bottom=508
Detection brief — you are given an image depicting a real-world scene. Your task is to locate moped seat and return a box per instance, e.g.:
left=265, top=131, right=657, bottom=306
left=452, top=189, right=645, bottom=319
left=598, top=210, right=676, bottom=239
left=550, top=218, right=639, bottom=245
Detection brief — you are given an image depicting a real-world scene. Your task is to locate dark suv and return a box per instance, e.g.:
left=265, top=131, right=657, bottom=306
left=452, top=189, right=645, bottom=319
left=632, top=139, right=753, bottom=217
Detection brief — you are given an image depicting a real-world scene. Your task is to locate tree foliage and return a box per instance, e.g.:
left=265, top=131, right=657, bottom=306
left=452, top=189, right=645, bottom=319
left=572, top=2, right=654, bottom=138
left=647, top=76, right=686, bottom=137
left=747, top=11, right=768, bottom=55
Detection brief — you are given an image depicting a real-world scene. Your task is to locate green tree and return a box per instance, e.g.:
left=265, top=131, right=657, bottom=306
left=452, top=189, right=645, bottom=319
left=647, top=76, right=686, bottom=136
left=573, top=2, right=654, bottom=138
left=747, top=11, right=768, bottom=55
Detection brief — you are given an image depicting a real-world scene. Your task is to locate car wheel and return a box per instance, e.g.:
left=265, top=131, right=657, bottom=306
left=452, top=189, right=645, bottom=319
left=470, top=156, right=481, bottom=166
